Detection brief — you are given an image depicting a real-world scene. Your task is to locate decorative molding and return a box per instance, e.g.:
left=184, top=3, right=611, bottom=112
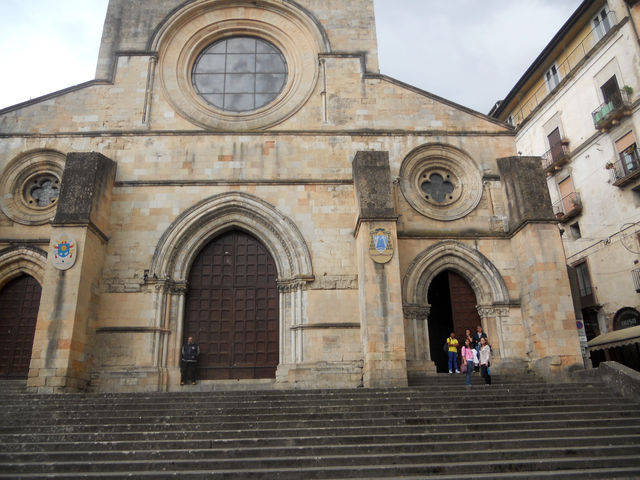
left=290, top=323, right=360, bottom=330
left=150, top=191, right=313, bottom=283
left=402, top=240, right=510, bottom=307
left=403, top=304, right=431, bottom=319
left=0, top=130, right=520, bottom=140
left=0, top=245, right=48, bottom=289
left=96, top=327, right=171, bottom=334
left=476, top=304, right=511, bottom=318
left=115, top=179, right=353, bottom=188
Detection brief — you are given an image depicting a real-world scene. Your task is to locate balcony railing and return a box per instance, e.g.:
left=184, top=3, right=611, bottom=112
left=553, top=191, right=582, bottom=222
left=633, top=268, right=640, bottom=293
left=592, top=88, right=633, bottom=131
left=511, top=10, right=618, bottom=126
left=541, top=143, right=571, bottom=174
left=607, top=148, right=640, bottom=186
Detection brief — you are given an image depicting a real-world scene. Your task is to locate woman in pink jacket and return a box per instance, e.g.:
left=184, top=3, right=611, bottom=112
left=461, top=339, right=475, bottom=386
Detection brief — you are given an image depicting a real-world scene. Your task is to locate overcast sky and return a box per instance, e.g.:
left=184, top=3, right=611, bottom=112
left=0, top=0, right=583, bottom=114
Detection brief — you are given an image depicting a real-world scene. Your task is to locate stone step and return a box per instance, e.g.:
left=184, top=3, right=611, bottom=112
left=0, top=397, right=640, bottom=421
left=3, top=435, right=640, bottom=462
left=3, top=418, right=640, bottom=445
left=0, top=384, right=614, bottom=402
left=0, top=388, right=621, bottom=410
left=3, top=407, right=639, bottom=434
left=1, top=453, right=639, bottom=478
left=1, top=377, right=639, bottom=479
left=4, top=428, right=639, bottom=453
left=3, top=403, right=634, bottom=428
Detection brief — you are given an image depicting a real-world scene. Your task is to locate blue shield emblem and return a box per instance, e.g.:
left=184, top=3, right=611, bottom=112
left=374, top=233, right=388, bottom=253
left=56, top=241, right=71, bottom=258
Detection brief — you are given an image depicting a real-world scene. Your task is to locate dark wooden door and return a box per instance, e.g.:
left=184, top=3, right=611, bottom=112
left=184, top=230, right=279, bottom=379
left=448, top=271, right=481, bottom=339
left=547, top=127, right=563, bottom=163
left=0, top=275, right=41, bottom=378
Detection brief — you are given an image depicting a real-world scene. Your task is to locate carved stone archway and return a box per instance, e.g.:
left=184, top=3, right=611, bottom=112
left=0, top=246, right=47, bottom=290
left=402, top=241, right=512, bottom=375
left=149, top=192, right=314, bottom=387
left=0, top=246, right=47, bottom=379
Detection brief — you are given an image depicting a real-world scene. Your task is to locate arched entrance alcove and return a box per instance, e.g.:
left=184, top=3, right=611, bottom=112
left=402, top=240, right=510, bottom=376
left=427, top=270, right=482, bottom=372
left=0, top=246, right=47, bottom=379
left=149, top=192, right=314, bottom=387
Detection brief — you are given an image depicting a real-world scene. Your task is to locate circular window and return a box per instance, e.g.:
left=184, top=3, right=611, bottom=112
left=399, top=144, right=482, bottom=221
left=155, top=1, right=325, bottom=131
left=0, top=150, right=65, bottom=225
left=192, top=37, right=288, bottom=113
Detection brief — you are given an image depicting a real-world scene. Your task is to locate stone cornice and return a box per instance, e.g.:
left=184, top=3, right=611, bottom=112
left=0, top=129, right=518, bottom=139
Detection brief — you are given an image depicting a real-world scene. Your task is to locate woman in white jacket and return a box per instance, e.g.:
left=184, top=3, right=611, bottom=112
left=479, top=337, right=492, bottom=385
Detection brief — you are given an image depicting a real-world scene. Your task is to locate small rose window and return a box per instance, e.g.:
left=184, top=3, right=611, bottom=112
left=24, top=175, right=60, bottom=207
left=421, top=173, right=454, bottom=203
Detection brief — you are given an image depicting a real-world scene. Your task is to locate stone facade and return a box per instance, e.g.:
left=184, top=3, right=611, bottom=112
left=0, top=0, right=583, bottom=393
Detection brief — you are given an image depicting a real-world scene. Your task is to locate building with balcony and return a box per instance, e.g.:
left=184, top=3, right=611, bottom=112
left=491, top=0, right=640, bottom=369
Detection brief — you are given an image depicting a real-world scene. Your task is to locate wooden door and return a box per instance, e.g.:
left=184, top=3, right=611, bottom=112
left=448, top=271, right=481, bottom=339
left=558, top=176, right=575, bottom=214
left=547, top=127, right=563, bottom=162
left=0, top=275, right=41, bottom=378
left=184, top=230, right=279, bottom=379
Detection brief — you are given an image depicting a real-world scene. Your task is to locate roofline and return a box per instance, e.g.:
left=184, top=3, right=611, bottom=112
left=0, top=80, right=110, bottom=116
left=491, top=0, right=596, bottom=118
left=369, top=74, right=514, bottom=130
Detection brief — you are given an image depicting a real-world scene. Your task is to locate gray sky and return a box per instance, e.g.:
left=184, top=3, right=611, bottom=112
left=0, top=0, right=583, bottom=114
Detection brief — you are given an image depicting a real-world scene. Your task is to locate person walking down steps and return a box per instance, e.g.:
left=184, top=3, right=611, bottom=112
left=181, top=336, right=200, bottom=385
left=479, top=337, right=492, bottom=385
left=446, top=332, right=460, bottom=374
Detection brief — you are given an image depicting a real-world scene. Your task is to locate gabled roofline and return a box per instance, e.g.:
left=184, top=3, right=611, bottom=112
left=0, top=80, right=110, bottom=116
left=491, top=0, right=595, bottom=119
left=370, top=73, right=514, bottom=130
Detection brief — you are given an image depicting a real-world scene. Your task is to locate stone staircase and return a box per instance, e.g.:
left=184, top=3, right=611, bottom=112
left=1, top=375, right=640, bottom=479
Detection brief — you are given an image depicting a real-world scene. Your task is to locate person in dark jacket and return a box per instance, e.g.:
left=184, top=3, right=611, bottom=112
left=181, top=336, right=200, bottom=385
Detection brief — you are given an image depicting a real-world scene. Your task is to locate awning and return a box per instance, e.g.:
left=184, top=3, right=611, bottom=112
left=587, top=325, right=640, bottom=351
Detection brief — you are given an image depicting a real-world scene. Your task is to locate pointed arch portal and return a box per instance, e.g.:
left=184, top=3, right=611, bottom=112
left=403, top=241, right=510, bottom=374
left=150, top=192, right=314, bottom=384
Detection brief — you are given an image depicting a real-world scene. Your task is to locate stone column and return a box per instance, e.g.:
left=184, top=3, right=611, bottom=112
left=403, top=304, right=437, bottom=378
left=497, top=156, right=582, bottom=379
left=28, top=153, right=117, bottom=393
left=352, top=151, right=408, bottom=387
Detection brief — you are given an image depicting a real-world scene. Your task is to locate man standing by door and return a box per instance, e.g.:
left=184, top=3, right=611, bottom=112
left=181, top=336, right=200, bottom=385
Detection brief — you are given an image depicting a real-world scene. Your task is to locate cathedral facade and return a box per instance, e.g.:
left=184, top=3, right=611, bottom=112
left=0, top=0, right=583, bottom=393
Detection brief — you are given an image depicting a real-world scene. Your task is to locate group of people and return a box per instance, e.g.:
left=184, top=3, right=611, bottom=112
left=445, top=325, right=492, bottom=386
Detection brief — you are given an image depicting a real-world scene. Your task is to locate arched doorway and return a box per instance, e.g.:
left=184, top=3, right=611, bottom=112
left=427, top=270, right=481, bottom=372
left=0, top=275, right=41, bottom=378
left=184, top=230, right=279, bottom=380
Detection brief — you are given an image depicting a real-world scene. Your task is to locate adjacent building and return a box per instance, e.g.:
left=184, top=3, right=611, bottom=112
left=491, top=0, right=640, bottom=369
left=0, top=0, right=583, bottom=393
